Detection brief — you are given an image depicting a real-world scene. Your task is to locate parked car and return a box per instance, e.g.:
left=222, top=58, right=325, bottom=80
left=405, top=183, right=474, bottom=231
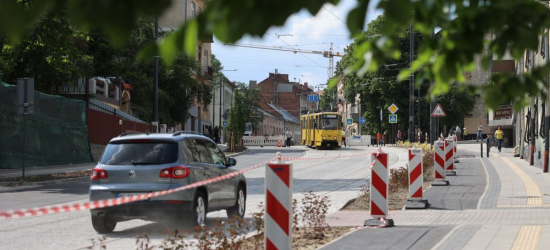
left=89, top=132, right=246, bottom=233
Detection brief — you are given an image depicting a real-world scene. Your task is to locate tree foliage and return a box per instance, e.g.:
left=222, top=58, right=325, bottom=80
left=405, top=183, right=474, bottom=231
left=227, top=82, right=261, bottom=151
left=0, top=9, right=93, bottom=92
left=319, top=87, right=337, bottom=112
left=2, top=0, right=550, bottom=109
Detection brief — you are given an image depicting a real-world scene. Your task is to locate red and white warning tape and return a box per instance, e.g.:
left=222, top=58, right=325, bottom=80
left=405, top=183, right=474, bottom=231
left=0, top=158, right=276, bottom=220
left=0, top=149, right=380, bottom=221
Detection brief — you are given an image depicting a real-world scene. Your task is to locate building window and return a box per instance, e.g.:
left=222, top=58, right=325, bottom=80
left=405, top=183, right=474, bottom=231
left=191, top=2, right=195, bottom=18
left=203, top=50, right=208, bottom=68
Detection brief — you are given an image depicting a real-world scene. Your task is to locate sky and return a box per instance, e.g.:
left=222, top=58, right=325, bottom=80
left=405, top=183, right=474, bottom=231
left=211, top=0, right=383, bottom=91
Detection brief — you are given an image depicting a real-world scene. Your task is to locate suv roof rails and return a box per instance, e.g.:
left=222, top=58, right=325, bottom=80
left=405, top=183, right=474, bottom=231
left=173, top=131, right=202, bottom=136
left=118, top=132, right=143, bottom=137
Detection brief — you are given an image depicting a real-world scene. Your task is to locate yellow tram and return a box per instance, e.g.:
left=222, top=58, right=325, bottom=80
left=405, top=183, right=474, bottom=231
left=301, top=112, right=342, bottom=149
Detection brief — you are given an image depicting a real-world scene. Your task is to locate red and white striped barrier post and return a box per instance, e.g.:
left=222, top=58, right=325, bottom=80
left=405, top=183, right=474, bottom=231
left=453, top=135, right=459, bottom=163
left=265, top=153, right=293, bottom=250
left=364, top=148, right=394, bottom=227
left=445, top=139, right=456, bottom=176
left=405, top=147, right=428, bottom=209
left=432, top=140, right=450, bottom=186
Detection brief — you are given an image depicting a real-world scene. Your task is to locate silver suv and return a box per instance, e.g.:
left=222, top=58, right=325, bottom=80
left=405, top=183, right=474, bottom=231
left=89, top=132, right=246, bottom=233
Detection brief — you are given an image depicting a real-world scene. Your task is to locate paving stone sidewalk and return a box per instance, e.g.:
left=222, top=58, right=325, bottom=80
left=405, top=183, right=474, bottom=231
left=322, top=145, right=550, bottom=250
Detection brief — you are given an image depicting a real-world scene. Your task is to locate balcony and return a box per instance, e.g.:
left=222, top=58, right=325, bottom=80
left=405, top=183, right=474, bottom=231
left=197, top=66, right=213, bottom=80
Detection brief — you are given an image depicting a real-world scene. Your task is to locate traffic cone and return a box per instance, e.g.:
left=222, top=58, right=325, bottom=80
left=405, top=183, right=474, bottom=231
left=277, top=140, right=281, bottom=147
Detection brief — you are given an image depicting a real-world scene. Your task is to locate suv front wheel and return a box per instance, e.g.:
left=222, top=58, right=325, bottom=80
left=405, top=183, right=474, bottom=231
left=226, top=186, right=246, bottom=218
left=184, top=190, right=207, bottom=228
left=91, top=214, right=117, bottom=233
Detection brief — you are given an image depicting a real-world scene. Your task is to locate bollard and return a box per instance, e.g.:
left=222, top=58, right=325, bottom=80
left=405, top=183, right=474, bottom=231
left=425, top=133, right=428, bottom=144
left=481, top=142, right=483, bottom=158
left=445, top=139, right=456, bottom=176
left=486, top=140, right=490, bottom=158
left=453, top=136, right=459, bottom=163
left=265, top=153, right=292, bottom=250
left=433, top=140, right=450, bottom=186
left=405, top=147, right=429, bottom=209
left=364, top=148, right=394, bottom=227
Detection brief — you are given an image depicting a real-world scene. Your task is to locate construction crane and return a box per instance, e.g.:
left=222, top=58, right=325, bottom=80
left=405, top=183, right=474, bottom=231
left=224, top=42, right=343, bottom=78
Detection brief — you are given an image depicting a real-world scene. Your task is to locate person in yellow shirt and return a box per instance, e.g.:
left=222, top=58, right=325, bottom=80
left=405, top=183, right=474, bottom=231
left=495, top=125, right=504, bottom=153
left=463, top=127, right=468, bottom=140
left=341, top=129, right=347, bottom=147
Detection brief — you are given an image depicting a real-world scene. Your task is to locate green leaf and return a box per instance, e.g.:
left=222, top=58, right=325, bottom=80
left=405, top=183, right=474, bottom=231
left=346, top=0, right=370, bottom=37
left=184, top=20, right=198, bottom=56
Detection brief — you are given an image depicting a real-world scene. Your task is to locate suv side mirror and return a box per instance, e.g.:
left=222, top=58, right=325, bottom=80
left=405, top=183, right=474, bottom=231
left=227, top=157, right=237, bottom=167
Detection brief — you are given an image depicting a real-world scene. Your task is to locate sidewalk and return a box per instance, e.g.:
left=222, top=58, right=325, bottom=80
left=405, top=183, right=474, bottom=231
left=0, top=162, right=96, bottom=179
left=322, top=145, right=550, bottom=250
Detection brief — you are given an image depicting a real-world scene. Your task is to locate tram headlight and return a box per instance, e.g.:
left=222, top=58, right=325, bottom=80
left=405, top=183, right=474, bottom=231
left=323, top=136, right=326, bottom=140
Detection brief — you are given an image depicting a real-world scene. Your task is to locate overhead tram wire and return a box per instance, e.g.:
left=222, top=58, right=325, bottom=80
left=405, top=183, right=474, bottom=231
left=322, top=6, right=347, bottom=24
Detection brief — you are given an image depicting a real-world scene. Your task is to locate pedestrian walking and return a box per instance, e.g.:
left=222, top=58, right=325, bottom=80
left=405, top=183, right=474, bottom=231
left=285, top=129, right=293, bottom=148
left=455, top=126, right=462, bottom=141
left=495, top=125, right=504, bottom=153
left=397, top=130, right=402, bottom=145
left=208, top=126, right=214, bottom=140
left=382, top=131, right=387, bottom=146
left=463, top=127, right=468, bottom=141
left=377, top=132, right=382, bottom=147
left=203, top=125, right=210, bottom=138
left=341, top=129, right=347, bottom=147
left=476, top=122, right=483, bottom=141
left=213, top=126, right=220, bottom=144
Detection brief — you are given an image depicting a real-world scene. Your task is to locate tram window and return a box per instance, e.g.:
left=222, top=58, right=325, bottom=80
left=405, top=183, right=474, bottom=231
left=321, top=115, right=339, bottom=130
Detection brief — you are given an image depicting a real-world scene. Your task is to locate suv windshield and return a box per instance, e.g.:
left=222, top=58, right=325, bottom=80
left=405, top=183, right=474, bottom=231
left=100, top=141, right=178, bottom=165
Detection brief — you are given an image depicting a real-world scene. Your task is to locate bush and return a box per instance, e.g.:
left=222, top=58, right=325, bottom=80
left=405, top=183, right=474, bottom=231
left=389, top=167, right=409, bottom=193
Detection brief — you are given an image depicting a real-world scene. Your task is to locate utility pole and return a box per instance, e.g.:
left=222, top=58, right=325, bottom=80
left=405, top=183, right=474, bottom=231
left=409, top=21, right=415, bottom=142
left=545, top=19, right=549, bottom=172
left=152, top=17, right=159, bottom=130
left=430, top=29, right=435, bottom=145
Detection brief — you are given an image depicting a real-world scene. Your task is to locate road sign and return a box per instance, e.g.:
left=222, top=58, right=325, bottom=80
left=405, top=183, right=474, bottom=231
left=431, top=103, right=446, bottom=117
left=17, top=78, right=34, bottom=115
left=346, top=118, right=353, bottom=125
left=359, top=117, right=366, bottom=125
left=222, top=120, right=228, bottom=127
left=388, top=103, right=399, bottom=114
left=389, top=114, right=397, bottom=124
left=307, top=95, right=319, bottom=102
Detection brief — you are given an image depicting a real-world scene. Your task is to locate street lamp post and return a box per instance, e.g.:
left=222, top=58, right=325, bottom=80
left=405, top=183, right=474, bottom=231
left=152, top=17, right=159, bottom=131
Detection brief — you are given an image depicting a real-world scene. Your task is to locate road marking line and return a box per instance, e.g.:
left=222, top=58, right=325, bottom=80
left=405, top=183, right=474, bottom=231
left=511, top=225, right=542, bottom=250
left=429, top=225, right=461, bottom=250
left=497, top=204, right=550, bottom=208
left=501, top=157, right=543, bottom=206
left=477, top=158, right=491, bottom=210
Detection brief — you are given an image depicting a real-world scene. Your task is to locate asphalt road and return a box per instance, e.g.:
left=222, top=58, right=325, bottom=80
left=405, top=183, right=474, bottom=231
left=0, top=145, right=405, bottom=250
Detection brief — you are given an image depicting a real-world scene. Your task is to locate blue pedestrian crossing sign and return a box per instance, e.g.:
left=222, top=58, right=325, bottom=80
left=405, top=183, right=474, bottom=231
left=307, top=95, right=319, bottom=102
left=346, top=118, right=353, bottom=125
left=389, top=114, right=398, bottom=124
left=222, top=120, right=228, bottom=127
left=359, top=117, right=366, bottom=125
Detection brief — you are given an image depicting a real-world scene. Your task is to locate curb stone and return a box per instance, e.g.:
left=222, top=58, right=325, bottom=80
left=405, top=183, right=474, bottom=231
left=225, top=148, right=249, bottom=157
left=0, top=176, right=90, bottom=193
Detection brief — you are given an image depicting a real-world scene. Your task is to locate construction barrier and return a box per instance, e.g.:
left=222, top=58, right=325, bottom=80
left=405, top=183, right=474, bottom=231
left=265, top=154, right=292, bottom=250
left=405, top=147, right=428, bottom=209
left=243, top=136, right=284, bottom=146
left=433, top=140, right=449, bottom=186
left=425, top=133, right=428, bottom=144
left=347, top=135, right=372, bottom=146
left=445, top=139, right=456, bottom=176
left=364, top=148, right=394, bottom=227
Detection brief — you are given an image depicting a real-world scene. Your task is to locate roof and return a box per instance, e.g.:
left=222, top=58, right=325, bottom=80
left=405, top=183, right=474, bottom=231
left=266, top=103, right=300, bottom=124
left=109, top=132, right=212, bottom=143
